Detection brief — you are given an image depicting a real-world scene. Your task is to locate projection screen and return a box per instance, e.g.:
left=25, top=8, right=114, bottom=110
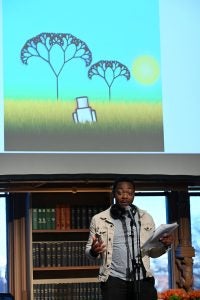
left=0, top=0, right=200, bottom=176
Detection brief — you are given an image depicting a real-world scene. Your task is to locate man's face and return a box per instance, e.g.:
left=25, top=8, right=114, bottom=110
left=114, top=181, right=135, bottom=208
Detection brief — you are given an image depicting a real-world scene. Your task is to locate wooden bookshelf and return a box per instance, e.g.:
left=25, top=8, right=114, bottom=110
left=29, top=190, right=111, bottom=300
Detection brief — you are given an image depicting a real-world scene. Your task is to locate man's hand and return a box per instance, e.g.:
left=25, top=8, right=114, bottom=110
left=91, top=235, right=106, bottom=256
left=159, top=233, right=174, bottom=248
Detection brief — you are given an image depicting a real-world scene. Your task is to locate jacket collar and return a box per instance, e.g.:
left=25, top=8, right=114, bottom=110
left=99, top=206, right=146, bottom=222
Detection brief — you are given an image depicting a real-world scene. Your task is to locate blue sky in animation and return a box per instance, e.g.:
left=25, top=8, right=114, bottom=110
left=2, top=0, right=161, bottom=101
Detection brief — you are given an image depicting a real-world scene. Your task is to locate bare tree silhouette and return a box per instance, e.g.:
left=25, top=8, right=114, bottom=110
left=21, top=32, right=92, bottom=100
left=88, top=60, right=130, bottom=101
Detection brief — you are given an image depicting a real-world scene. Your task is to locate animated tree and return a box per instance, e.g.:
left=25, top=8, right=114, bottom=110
left=88, top=60, right=130, bottom=101
left=21, top=32, right=92, bottom=100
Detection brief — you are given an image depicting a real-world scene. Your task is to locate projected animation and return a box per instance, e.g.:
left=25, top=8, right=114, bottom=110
left=20, top=33, right=130, bottom=103
left=3, top=0, right=164, bottom=152
left=21, top=33, right=92, bottom=101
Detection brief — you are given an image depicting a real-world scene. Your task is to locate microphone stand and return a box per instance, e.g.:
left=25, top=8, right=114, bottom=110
left=130, top=219, right=141, bottom=300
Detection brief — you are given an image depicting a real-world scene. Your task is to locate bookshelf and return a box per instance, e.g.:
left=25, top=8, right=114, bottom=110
left=29, top=191, right=111, bottom=300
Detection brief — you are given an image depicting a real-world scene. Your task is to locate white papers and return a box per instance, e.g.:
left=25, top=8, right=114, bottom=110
left=142, top=222, right=178, bottom=251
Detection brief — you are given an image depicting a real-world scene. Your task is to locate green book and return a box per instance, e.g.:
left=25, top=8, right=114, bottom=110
left=37, top=208, right=43, bottom=230
left=41, top=208, right=46, bottom=230
left=32, top=208, right=38, bottom=230
left=45, top=208, right=52, bottom=230
left=50, top=208, right=56, bottom=229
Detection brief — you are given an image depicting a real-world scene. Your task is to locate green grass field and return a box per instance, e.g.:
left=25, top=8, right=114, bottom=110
left=4, top=100, right=163, bottom=133
left=4, top=99, right=164, bottom=151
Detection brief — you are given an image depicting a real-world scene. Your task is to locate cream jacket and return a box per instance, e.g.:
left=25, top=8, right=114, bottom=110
left=85, top=206, right=167, bottom=282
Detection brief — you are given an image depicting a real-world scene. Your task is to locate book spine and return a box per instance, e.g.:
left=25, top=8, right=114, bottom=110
left=68, top=241, right=72, bottom=266
left=56, top=204, right=61, bottom=230
left=71, top=206, right=76, bottom=229
left=37, top=208, right=43, bottom=230
left=61, top=241, right=67, bottom=266
left=81, top=206, right=88, bottom=229
left=51, top=242, right=56, bottom=267
left=32, top=208, right=38, bottom=230
left=32, top=243, right=36, bottom=267
left=65, top=203, right=71, bottom=229
left=50, top=208, right=56, bottom=229
left=45, top=242, right=52, bottom=267
left=39, top=242, right=45, bottom=267
left=45, top=208, right=52, bottom=230
left=41, top=208, right=46, bottom=230
left=35, top=242, right=40, bottom=268
left=87, top=206, right=93, bottom=227
left=60, top=204, right=66, bottom=230
left=76, top=207, right=81, bottom=229
left=56, top=242, right=62, bottom=267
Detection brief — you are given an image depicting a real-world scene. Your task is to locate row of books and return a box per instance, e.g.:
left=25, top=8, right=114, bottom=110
left=32, top=205, right=107, bottom=230
left=33, top=241, right=100, bottom=267
left=33, top=282, right=102, bottom=300
left=71, top=206, right=106, bottom=229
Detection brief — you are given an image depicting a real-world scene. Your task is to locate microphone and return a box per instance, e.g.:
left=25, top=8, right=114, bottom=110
left=125, top=205, right=136, bottom=226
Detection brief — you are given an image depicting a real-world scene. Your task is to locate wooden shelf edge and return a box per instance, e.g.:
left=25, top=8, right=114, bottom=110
left=33, top=277, right=99, bottom=284
left=33, top=266, right=99, bottom=271
left=32, top=229, right=89, bottom=233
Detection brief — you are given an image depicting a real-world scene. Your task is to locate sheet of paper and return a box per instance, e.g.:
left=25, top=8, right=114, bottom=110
left=142, top=222, right=178, bottom=251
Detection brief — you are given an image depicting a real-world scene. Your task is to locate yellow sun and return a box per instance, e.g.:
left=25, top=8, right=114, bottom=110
left=132, top=55, right=160, bottom=85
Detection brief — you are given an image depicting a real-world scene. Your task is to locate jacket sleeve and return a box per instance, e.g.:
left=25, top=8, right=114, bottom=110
left=85, top=216, right=101, bottom=260
left=140, top=210, right=169, bottom=258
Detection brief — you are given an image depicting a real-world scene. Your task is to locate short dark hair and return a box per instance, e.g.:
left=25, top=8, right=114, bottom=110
left=112, top=176, right=135, bottom=195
